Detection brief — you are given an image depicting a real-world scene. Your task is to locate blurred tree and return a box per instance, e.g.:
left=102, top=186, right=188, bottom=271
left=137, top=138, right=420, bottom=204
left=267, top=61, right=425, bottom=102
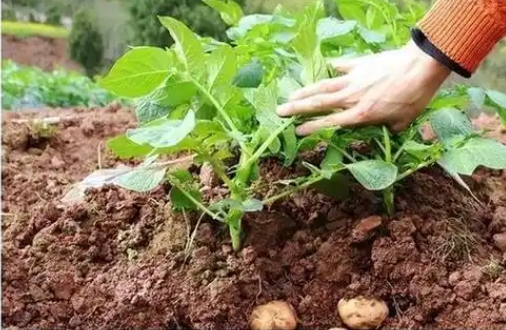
left=2, top=5, right=17, bottom=20
left=128, top=0, right=245, bottom=47
left=28, top=12, right=37, bottom=22
left=69, top=7, right=104, bottom=77
left=45, top=3, right=63, bottom=26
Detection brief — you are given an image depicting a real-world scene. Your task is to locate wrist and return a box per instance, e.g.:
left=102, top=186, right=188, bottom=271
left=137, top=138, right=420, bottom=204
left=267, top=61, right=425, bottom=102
left=404, top=40, right=451, bottom=83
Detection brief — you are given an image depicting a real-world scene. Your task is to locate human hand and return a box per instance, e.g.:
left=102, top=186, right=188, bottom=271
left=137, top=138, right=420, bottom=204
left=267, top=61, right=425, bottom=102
left=276, top=41, right=451, bottom=136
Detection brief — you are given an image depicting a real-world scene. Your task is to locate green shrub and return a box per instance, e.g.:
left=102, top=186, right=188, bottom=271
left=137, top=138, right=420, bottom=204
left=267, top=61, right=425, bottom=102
left=2, top=60, right=118, bottom=110
left=28, top=12, right=38, bottom=23
left=69, top=8, right=104, bottom=77
left=128, top=0, right=245, bottom=47
left=2, top=6, right=17, bottom=21
left=45, top=4, right=63, bottom=26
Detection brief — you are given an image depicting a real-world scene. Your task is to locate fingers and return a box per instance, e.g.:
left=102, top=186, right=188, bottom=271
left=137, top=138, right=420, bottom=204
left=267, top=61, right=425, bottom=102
left=277, top=88, right=354, bottom=117
left=289, top=77, right=349, bottom=101
left=294, top=106, right=364, bottom=136
left=294, top=101, right=377, bottom=136
left=327, top=56, right=368, bottom=73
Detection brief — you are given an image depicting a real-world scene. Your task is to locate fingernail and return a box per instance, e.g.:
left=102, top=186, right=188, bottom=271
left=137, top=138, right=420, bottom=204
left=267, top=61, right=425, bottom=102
left=295, top=125, right=309, bottom=136
left=276, top=104, right=289, bottom=116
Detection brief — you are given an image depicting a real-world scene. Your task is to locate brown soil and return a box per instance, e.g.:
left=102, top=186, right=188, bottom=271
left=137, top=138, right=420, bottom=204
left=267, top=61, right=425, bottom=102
left=1, top=34, right=81, bottom=72
left=3, top=107, right=506, bottom=330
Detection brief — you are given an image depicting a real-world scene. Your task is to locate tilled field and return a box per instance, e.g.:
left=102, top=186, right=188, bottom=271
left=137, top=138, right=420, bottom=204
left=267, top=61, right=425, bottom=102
left=2, top=106, right=506, bottom=329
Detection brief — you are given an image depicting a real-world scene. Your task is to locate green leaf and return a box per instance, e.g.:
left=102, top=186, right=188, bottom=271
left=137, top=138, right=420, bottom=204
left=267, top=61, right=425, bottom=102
left=402, top=140, right=433, bottom=160
left=241, top=198, right=263, bottom=212
left=107, top=135, right=153, bottom=159
left=203, top=0, right=243, bottom=25
left=207, top=45, right=237, bottom=91
left=159, top=78, right=198, bottom=106
left=170, top=186, right=202, bottom=211
left=337, top=1, right=367, bottom=25
left=127, top=110, right=196, bottom=148
left=233, top=58, right=263, bottom=88
left=158, top=17, right=206, bottom=82
left=244, top=83, right=288, bottom=130
left=430, top=108, right=473, bottom=147
left=135, top=89, right=171, bottom=124
left=358, top=26, right=386, bottom=44
left=317, top=17, right=356, bottom=40
left=99, top=47, right=171, bottom=98
left=439, top=137, right=506, bottom=176
left=292, top=2, right=328, bottom=85
left=282, top=125, right=297, bottom=166
left=114, top=166, right=167, bottom=192
left=487, top=90, right=506, bottom=108
left=346, top=160, right=398, bottom=191
left=321, top=145, right=343, bottom=172
left=278, top=74, right=302, bottom=103
left=366, top=6, right=384, bottom=29
left=468, top=87, right=486, bottom=108
left=486, top=90, right=506, bottom=124
left=113, top=156, right=167, bottom=192
left=210, top=198, right=263, bottom=214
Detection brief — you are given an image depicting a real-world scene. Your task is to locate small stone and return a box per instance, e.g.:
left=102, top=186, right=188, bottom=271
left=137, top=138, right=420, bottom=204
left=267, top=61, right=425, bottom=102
left=352, top=216, right=382, bottom=243
left=493, top=233, right=506, bottom=252
left=448, top=271, right=461, bottom=286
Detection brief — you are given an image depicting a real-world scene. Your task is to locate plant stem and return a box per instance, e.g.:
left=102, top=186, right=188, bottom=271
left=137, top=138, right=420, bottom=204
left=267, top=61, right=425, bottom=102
left=226, top=204, right=244, bottom=252
left=382, top=126, right=395, bottom=215
left=263, top=175, right=324, bottom=205
left=199, top=149, right=236, bottom=190
left=383, top=186, right=395, bottom=216
left=396, top=159, right=436, bottom=182
left=329, top=142, right=356, bottom=162
left=191, top=79, right=250, bottom=154
left=170, top=179, right=224, bottom=222
left=244, top=118, right=296, bottom=168
left=382, top=126, right=392, bottom=163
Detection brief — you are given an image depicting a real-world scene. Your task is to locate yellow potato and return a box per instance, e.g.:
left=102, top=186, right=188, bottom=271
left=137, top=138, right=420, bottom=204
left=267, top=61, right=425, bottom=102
left=250, top=300, right=297, bottom=330
left=337, top=296, right=388, bottom=330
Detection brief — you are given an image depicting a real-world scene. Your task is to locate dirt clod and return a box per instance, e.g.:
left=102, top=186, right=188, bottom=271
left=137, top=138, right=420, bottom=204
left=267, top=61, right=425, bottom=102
left=493, top=233, right=506, bottom=252
left=351, top=216, right=382, bottom=243
left=2, top=107, right=506, bottom=330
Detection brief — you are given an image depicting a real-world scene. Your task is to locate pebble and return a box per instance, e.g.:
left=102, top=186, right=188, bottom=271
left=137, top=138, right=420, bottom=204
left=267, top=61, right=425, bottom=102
left=493, top=233, right=506, bottom=251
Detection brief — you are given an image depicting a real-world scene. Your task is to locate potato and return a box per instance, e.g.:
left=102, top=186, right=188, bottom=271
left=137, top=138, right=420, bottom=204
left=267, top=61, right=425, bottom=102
left=337, top=296, right=388, bottom=330
left=250, top=300, right=297, bottom=330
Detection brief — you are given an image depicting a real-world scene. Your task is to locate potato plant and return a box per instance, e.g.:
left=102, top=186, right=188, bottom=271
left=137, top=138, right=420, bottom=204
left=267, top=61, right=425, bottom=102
left=84, top=0, right=506, bottom=251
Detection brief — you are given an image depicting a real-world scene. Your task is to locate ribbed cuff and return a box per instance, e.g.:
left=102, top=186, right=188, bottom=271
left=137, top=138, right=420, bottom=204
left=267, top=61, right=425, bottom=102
left=417, top=0, right=506, bottom=74
left=411, top=28, right=471, bottom=78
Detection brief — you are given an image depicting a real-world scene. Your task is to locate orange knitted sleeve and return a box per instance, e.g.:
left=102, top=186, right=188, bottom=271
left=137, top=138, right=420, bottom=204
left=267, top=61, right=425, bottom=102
left=416, top=0, right=506, bottom=75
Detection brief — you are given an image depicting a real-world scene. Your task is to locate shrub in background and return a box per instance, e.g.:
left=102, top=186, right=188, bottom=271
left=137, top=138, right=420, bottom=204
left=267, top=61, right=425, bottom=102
left=2, top=6, right=17, bottom=20
left=128, top=0, right=245, bottom=47
left=45, top=3, right=63, bottom=26
left=69, top=8, right=104, bottom=77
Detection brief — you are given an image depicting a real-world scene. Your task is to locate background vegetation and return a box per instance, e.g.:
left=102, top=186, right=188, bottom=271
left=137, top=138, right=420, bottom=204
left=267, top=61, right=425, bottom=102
left=1, top=0, right=505, bottom=90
